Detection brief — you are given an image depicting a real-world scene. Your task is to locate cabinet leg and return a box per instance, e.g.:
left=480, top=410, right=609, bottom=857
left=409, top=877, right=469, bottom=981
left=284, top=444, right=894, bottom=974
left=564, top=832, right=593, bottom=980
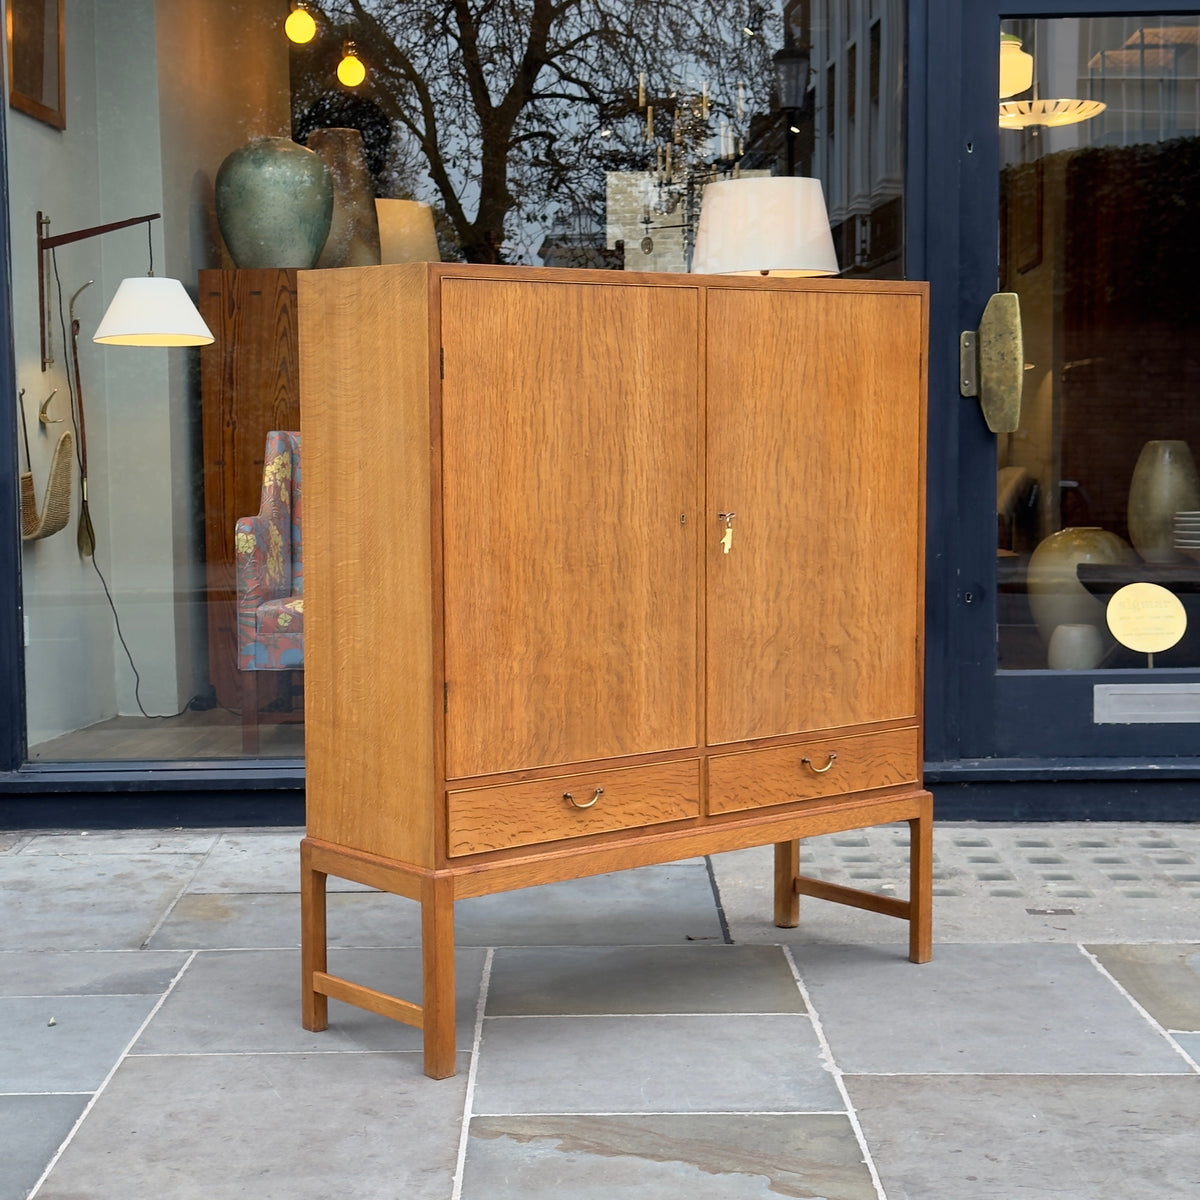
left=908, top=797, right=933, bottom=964
left=773, top=840, right=800, bottom=928
left=421, top=876, right=457, bottom=1079
left=300, top=840, right=329, bottom=1031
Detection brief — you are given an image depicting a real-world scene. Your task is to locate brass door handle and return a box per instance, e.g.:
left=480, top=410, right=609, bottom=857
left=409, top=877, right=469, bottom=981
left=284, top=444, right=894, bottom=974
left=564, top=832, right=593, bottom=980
left=960, top=292, right=1024, bottom=433
left=800, top=752, right=837, bottom=774
left=563, top=787, right=604, bottom=809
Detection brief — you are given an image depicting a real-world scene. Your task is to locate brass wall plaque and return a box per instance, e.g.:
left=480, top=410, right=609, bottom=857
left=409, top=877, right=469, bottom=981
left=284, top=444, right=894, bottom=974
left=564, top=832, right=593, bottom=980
left=1105, top=582, right=1186, bottom=653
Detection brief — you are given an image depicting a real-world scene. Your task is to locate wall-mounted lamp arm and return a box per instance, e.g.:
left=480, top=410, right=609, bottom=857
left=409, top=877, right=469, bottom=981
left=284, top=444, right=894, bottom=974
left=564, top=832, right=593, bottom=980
left=37, top=210, right=161, bottom=371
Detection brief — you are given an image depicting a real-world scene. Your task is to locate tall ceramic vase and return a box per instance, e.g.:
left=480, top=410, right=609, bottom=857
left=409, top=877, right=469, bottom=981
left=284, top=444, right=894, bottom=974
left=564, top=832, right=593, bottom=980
left=214, top=137, right=333, bottom=269
left=306, top=127, right=382, bottom=268
left=1127, top=439, right=1200, bottom=563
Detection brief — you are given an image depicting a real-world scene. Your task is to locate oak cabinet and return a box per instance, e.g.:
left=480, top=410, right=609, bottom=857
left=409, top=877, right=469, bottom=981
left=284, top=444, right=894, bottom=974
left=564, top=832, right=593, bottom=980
left=299, top=264, right=931, bottom=1078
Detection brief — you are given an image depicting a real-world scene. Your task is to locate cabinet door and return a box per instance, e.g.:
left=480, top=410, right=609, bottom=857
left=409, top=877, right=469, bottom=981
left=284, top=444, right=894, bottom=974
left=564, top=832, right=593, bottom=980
left=441, top=278, right=700, bottom=778
left=706, top=287, right=925, bottom=745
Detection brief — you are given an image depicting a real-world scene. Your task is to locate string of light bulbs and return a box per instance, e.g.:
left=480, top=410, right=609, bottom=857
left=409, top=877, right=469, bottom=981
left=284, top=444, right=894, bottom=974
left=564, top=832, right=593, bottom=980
left=284, top=3, right=367, bottom=88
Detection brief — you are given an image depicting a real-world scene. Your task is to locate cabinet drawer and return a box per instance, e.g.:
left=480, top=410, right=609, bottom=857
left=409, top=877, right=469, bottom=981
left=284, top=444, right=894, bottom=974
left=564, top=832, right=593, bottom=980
left=707, top=727, right=920, bottom=815
left=447, top=759, right=701, bottom=856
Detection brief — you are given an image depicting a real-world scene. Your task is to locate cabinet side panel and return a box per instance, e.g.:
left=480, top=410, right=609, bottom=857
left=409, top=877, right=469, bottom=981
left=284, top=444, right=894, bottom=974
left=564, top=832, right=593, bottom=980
left=707, top=288, right=926, bottom=743
left=300, top=266, right=437, bottom=866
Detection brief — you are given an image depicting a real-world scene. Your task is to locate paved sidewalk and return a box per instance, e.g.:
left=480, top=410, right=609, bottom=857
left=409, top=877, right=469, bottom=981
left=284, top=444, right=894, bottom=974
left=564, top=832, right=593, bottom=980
left=2, top=822, right=1199, bottom=1199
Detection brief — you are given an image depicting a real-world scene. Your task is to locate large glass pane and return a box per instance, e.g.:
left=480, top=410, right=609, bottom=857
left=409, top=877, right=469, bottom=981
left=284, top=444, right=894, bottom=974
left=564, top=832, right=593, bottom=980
left=997, top=15, right=1200, bottom=672
left=9, top=0, right=904, bottom=762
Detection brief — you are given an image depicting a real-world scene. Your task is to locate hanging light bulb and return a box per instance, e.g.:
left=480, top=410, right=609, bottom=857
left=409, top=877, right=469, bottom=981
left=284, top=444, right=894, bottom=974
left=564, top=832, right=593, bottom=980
left=284, top=2, right=317, bottom=45
left=337, top=40, right=366, bottom=87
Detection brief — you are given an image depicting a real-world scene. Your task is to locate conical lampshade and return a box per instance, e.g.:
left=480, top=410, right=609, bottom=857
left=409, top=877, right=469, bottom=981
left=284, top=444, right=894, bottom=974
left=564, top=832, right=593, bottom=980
left=691, top=177, right=838, bottom=276
left=92, top=276, right=214, bottom=346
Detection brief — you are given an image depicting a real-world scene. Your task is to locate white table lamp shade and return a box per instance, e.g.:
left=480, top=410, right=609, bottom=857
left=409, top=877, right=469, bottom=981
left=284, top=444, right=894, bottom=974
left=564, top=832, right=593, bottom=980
left=376, top=199, right=441, bottom=264
left=691, top=177, right=838, bottom=276
left=92, top=276, right=214, bottom=346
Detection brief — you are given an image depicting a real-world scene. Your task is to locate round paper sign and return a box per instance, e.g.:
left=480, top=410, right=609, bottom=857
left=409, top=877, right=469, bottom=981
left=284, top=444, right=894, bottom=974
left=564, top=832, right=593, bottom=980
left=1105, top=582, right=1186, bottom=653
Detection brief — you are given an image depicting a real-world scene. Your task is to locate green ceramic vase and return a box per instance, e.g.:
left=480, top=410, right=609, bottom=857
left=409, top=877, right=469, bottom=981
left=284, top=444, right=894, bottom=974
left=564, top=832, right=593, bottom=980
left=215, top=137, right=333, bottom=269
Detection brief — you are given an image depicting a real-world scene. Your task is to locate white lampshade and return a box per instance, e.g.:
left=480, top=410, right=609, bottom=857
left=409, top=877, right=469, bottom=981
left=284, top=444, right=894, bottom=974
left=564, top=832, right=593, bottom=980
left=93, top=276, right=214, bottom=346
left=691, top=177, right=838, bottom=276
left=376, top=199, right=441, bottom=264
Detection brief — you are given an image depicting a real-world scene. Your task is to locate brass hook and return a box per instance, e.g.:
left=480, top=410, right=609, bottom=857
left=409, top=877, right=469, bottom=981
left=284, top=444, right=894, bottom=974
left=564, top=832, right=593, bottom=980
left=38, top=387, right=61, bottom=424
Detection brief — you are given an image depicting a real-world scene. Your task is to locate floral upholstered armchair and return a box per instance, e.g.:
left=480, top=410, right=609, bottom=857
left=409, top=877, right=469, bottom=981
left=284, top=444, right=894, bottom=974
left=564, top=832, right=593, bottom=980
left=235, top=431, right=303, bottom=746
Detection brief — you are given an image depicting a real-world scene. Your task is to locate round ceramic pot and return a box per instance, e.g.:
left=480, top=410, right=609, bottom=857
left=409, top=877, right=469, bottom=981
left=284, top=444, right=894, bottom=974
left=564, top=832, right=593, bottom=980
left=215, top=137, right=333, bottom=269
left=1127, top=439, right=1200, bottom=563
left=1026, top=526, right=1136, bottom=648
left=1047, top=622, right=1106, bottom=670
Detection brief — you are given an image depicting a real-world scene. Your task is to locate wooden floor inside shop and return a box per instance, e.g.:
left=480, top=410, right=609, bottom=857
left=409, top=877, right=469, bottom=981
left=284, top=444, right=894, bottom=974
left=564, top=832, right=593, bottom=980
left=27, top=708, right=304, bottom=761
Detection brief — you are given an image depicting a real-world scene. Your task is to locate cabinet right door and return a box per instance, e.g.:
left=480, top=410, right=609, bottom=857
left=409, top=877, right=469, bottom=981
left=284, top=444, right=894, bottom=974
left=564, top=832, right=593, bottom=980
left=706, top=286, right=926, bottom=746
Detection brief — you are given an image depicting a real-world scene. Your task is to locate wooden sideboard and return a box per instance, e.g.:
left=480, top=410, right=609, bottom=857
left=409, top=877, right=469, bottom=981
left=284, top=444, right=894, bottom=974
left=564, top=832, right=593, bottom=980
left=298, top=263, right=932, bottom=1077
left=198, top=269, right=302, bottom=715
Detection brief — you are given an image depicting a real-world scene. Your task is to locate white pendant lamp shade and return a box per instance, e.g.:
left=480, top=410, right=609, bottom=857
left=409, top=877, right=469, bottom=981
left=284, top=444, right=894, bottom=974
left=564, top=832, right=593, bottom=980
left=691, top=177, right=838, bottom=276
left=999, top=33, right=1034, bottom=99
left=375, top=198, right=441, bottom=263
left=92, top=276, right=214, bottom=347
left=999, top=98, right=1107, bottom=128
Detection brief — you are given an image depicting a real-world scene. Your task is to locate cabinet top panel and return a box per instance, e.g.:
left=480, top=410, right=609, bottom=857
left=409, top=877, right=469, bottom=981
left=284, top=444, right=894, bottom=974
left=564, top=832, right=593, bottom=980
left=300, top=261, right=929, bottom=299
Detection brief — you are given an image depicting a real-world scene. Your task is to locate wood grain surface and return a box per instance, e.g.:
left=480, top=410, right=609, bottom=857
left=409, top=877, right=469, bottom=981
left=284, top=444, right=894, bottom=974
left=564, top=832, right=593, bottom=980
left=439, top=277, right=701, bottom=777
left=705, top=287, right=925, bottom=744
left=300, top=264, right=439, bottom=866
left=447, top=757, right=700, bottom=856
left=706, top=724, right=921, bottom=815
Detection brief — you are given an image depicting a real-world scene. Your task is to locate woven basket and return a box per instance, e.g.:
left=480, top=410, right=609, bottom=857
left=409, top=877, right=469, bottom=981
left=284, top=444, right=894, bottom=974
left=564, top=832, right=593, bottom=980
left=21, top=430, right=74, bottom=541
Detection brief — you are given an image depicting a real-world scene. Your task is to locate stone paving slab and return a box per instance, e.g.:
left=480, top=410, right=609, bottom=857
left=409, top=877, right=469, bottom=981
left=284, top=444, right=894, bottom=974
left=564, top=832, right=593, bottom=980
left=795, top=942, right=1191, bottom=1075
left=1087, top=942, right=1200, bottom=1030
left=132, top=947, right=486, bottom=1055
left=0, top=995, right=159, bottom=1093
left=846, top=1074, right=1200, bottom=1200
left=16, top=832, right=220, bottom=856
left=0, top=950, right=188, bottom=997
left=472, top=1013, right=842, bottom=1114
left=0, top=853, right=206, bottom=952
left=0, top=1095, right=89, bottom=1200
left=31, top=1053, right=470, bottom=1200
left=185, top=832, right=375, bottom=894
left=486, top=944, right=804, bottom=1016
left=461, top=1113, right=877, bottom=1200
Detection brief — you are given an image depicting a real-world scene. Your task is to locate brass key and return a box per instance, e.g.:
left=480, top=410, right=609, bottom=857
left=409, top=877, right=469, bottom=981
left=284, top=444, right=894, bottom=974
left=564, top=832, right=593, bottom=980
left=718, top=511, right=736, bottom=554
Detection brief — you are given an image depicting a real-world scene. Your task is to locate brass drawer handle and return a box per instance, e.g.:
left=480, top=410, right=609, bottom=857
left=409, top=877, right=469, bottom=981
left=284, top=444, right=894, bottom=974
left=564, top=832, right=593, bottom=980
left=800, top=752, right=837, bottom=774
left=563, top=786, right=604, bottom=809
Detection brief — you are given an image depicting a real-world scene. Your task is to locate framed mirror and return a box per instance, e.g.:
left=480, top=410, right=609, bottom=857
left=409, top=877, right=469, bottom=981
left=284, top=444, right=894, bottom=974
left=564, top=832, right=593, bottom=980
left=7, top=0, right=65, bottom=130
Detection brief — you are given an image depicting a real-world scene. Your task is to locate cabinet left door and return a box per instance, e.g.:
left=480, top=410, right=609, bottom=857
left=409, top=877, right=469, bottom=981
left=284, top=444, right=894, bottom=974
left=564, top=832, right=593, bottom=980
left=440, top=277, right=702, bottom=779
